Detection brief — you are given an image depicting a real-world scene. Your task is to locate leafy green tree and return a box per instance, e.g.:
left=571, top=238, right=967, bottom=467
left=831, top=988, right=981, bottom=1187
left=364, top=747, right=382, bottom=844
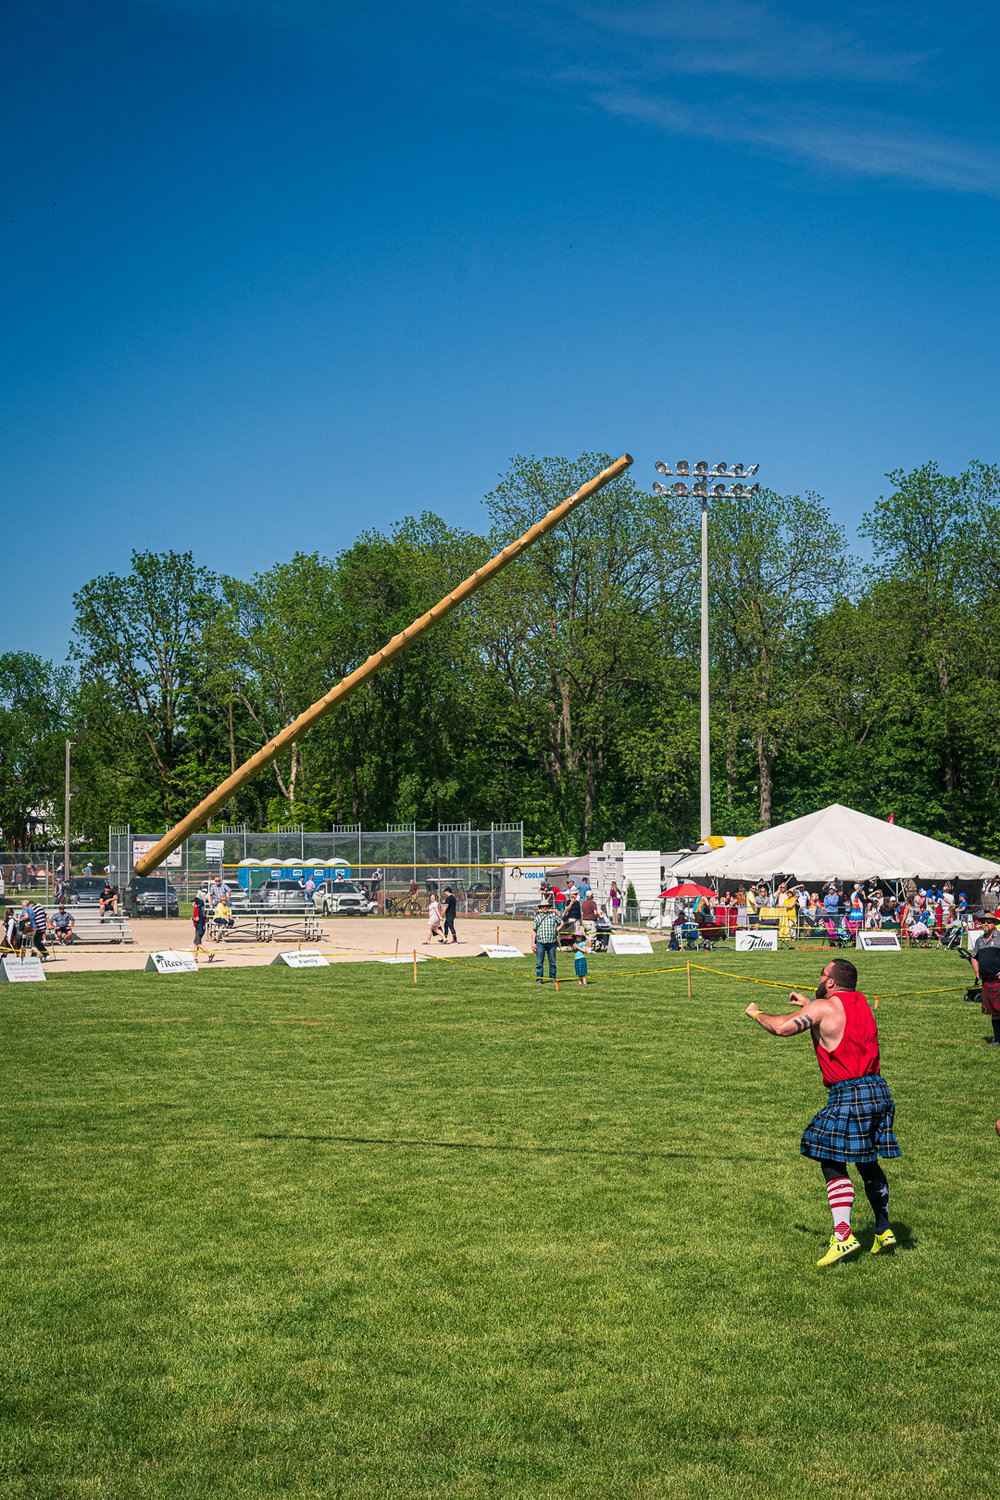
left=472, top=454, right=699, bottom=851
left=856, top=460, right=1000, bottom=841
left=0, top=654, right=70, bottom=847
left=71, top=551, right=223, bottom=823
left=707, top=488, right=852, bottom=828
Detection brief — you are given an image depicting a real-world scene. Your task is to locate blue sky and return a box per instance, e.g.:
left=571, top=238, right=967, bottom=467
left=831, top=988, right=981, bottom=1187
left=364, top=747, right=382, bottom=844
left=4, top=0, right=1000, bottom=663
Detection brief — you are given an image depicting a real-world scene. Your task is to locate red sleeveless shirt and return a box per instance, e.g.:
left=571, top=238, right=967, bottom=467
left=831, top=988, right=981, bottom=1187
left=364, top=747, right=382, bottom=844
left=812, top=990, right=881, bottom=1086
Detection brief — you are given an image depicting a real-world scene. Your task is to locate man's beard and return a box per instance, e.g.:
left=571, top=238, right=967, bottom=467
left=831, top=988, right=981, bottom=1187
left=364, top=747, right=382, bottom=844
left=815, top=978, right=829, bottom=999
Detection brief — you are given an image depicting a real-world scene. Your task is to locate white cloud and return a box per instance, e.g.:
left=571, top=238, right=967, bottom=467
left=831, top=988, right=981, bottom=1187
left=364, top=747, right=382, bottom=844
left=599, top=90, right=1000, bottom=194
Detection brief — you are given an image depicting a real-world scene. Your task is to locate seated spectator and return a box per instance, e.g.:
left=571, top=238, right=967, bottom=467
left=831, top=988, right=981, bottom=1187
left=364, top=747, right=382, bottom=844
left=100, top=880, right=119, bottom=917
left=49, top=902, right=76, bottom=944
left=907, top=909, right=933, bottom=944
left=213, top=897, right=234, bottom=930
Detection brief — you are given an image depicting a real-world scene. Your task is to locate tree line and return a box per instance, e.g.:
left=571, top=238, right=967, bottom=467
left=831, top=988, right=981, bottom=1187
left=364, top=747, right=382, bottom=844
left=3, top=454, right=1000, bottom=858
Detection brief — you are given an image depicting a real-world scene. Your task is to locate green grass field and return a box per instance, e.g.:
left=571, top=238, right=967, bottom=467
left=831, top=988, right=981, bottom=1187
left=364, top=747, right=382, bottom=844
left=2, top=946, right=998, bottom=1498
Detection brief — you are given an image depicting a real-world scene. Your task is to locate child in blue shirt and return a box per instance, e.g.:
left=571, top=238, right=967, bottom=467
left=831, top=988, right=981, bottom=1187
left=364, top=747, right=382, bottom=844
left=573, top=932, right=589, bottom=986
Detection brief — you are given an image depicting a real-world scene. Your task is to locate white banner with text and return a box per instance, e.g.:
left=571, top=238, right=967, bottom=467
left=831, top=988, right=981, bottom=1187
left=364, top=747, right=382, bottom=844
left=735, top=931, right=779, bottom=952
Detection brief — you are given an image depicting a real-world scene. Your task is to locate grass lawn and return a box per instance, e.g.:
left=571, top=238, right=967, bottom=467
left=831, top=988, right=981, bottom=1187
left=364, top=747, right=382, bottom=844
left=1, top=945, right=998, bottom=1498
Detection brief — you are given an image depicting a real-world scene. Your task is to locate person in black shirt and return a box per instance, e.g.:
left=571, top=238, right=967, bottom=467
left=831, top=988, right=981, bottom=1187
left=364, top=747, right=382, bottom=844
left=100, top=879, right=119, bottom=917
left=442, top=887, right=458, bottom=945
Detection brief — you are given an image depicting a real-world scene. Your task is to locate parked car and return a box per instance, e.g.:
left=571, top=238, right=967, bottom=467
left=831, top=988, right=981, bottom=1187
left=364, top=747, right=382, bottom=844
left=69, top=876, right=107, bottom=908
left=125, top=877, right=180, bottom=917
left=312, top=879, right=375, bottom=916
left=195, top=883, right=249, bottom=911
left=259, top=878, right=310, bottom=911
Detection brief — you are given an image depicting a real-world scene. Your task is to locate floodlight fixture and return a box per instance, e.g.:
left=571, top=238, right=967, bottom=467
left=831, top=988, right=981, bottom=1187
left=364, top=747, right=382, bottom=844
left=730, top=483, right=744, bottom=497
left=731, top=462, right=744, bottom=476
left=694, top=460, right=709, bottom=475
left=693, top=479, right=708, bottom=496
left=746, top=464, right=759, bottom=477
left=652, top=481, right=666, bottom=494
left=655, top=460, right=670, bottom=475
left=711, top=482, right=726, bottom=497
left=672, top=481, right=689, bottom=496
left=747, top=483, right=760, bottom=495
left=712, top=462, right=727, bottom=476
left=676, top=459, right=690, bottom=475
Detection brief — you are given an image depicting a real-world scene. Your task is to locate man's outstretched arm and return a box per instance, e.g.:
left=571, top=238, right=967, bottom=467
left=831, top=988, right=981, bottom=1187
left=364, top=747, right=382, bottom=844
left=745, top=997, right=829, bottom=1037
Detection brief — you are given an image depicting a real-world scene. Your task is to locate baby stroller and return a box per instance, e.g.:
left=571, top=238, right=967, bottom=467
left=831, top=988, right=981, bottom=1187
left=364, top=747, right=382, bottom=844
left=822, top=916, right=852, bottom=948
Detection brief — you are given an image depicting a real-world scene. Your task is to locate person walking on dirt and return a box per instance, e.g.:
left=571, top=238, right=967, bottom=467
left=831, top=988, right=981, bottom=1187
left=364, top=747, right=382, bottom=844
left=442, top=887, right=458, bottom=944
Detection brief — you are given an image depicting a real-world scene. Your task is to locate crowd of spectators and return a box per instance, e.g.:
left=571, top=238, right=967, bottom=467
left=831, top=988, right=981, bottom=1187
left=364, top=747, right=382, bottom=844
left=717, top=877, right=982, bottom=946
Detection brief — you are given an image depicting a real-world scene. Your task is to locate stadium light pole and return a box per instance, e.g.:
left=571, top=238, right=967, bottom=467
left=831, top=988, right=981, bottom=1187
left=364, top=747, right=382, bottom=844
left=63, top=731, right=84, bottom=896
left=652, top=460, right=761, bottom=844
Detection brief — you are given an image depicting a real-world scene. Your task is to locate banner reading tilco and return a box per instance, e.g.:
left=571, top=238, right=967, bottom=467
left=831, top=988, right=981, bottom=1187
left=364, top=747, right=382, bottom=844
left=735, top=930, right=779, bottom=952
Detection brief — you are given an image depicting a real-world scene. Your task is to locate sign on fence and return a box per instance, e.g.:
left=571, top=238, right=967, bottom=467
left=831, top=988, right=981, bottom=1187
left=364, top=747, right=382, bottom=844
left=145, top=950, right=199, bottom=974
left=270, top=950, right=330, bottom=968
left=132, top=840, right=182, bottom=867
left=1, top=954, right=46, bottom=982
left=735, top=930, right=779, bottom=952
left=205, top=839, right=225, bottom=862
left=480, top=945, right=524, bottom=958
left=856, top=931, right=902, bottom=952
left=609, top=934, right=654, bottom=956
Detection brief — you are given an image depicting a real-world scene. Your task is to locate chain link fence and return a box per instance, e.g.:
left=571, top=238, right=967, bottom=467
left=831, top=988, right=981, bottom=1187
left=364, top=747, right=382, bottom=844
left=1, top=823, right=524, bottom=918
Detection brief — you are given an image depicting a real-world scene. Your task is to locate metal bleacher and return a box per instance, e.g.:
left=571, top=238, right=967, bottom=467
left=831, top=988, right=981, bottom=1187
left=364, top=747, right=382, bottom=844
left=44, top=908, right=133, bottom=945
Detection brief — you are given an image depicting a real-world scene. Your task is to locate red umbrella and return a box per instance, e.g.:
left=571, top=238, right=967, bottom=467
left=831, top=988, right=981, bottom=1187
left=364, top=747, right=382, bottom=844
left=659, top=882, right=717, bottom=900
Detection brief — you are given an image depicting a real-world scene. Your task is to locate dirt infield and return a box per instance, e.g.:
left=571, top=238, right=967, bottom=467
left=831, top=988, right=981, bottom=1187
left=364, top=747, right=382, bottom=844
left=23, top=914, right=556, bottom=974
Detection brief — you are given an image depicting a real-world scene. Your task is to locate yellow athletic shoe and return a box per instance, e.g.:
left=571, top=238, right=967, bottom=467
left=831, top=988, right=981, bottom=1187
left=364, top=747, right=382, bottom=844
left=816, top=1232, right=861, bottom=1266
left=870, top=1228, right=897, bottom=1255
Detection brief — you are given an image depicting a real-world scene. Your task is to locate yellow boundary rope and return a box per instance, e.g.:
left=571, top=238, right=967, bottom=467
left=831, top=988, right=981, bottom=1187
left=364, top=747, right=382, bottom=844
left=4, top=940, right=975, bottom=1003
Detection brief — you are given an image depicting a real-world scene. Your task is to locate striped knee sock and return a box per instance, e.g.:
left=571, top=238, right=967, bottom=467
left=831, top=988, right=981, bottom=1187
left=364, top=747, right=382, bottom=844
left=826, top=1176, right=854, bottom=1239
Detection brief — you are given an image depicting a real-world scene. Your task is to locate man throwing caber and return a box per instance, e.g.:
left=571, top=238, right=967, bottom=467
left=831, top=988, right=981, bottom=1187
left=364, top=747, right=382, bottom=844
left=745, top=957, right=900, bottom=1266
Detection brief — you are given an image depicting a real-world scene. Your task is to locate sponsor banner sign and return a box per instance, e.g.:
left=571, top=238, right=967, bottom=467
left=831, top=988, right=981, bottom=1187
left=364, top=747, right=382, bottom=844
left=1, top=954, right=46, bottom=982
left=609, top=934, right=654, bottom=956
left=502, top=860, right=552, bottom=908
left=132, top=839, right=182, bottom=868
left=480, top=945, right=524, bottom=958
left=856, top=931, right=902, bottom=952
left=145, top=949, right=199, bottom=975
left=205, top=839, right=225, bottom=862
left=735, top=930, right=779, bottom=952
left=270, top=949, right=330, bottom=968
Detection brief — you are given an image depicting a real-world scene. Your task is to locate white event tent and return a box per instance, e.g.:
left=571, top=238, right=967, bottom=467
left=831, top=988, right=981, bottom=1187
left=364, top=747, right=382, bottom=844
left=675, top=803, right=1000, bottom=885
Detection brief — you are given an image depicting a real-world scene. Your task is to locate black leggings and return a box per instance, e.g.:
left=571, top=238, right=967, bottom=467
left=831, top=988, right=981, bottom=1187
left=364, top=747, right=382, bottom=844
left=819, top=1157, right=890, bottom=1234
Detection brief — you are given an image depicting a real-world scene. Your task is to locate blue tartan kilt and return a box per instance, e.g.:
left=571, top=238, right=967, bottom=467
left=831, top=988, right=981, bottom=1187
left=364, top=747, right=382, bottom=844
left=800, top=1074, right=901, bottom=1163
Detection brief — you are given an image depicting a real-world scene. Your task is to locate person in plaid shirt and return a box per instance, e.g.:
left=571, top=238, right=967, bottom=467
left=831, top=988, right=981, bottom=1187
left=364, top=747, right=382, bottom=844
left=532, top=899, right=559, bottom=984
left=744, top=956, right=900, bottom=1267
